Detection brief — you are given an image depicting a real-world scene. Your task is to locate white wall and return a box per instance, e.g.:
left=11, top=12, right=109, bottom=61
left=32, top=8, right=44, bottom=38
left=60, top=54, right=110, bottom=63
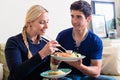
left=0, top=0, right=72, bottom=43
left=0, top=0, right=91, bottom=43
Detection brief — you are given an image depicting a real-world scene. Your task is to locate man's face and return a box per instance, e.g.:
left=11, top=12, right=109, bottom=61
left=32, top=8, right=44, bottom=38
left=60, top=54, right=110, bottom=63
left=71, top=10, right=89, bottom=31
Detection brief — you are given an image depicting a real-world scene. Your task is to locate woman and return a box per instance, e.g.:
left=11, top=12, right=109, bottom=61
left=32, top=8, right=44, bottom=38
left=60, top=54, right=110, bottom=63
left=5, top=5, right=59, bottom=80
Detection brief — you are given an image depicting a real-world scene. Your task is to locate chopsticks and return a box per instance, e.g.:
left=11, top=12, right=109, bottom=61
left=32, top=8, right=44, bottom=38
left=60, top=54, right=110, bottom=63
left=41, top=37, right=63, bottom=52
left=41, top=35, right=67, bottom=53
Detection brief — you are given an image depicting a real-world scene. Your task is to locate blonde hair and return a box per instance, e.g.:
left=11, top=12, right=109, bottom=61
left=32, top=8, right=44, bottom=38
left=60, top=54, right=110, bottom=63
left=22, top=5, right=48, bottom=59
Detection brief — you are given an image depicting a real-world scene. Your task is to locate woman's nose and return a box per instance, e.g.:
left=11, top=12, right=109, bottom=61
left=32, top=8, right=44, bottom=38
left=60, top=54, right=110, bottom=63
left=44, top=23, right=48, bottom=29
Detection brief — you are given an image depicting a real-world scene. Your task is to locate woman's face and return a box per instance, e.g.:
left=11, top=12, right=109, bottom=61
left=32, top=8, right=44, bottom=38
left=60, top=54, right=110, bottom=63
left=29, top=12, right=49, bottom=35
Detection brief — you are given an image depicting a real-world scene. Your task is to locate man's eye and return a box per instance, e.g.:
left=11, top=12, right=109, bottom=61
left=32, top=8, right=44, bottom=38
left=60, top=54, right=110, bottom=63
left=77, top=16, right=82, bottom=19
left=71, top=15, right=74, bottom=18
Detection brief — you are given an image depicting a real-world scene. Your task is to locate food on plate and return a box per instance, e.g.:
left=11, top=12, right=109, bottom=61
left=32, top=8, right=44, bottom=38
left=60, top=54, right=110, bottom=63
left=71, top=52, right=81, bottom=57
left=48, top=70, right=65, bottom=75
left=54, top=52, right=71, bottom=57
left=54, top=52, right=81, bottom=57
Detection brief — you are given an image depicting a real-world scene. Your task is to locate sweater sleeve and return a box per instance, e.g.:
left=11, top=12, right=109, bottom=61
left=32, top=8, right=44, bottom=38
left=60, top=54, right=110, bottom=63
left=5, top=37, right=50, bottom=80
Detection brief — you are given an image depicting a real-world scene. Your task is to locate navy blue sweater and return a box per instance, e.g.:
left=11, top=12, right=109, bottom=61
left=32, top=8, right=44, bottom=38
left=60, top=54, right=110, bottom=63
left=5, top=34, right=50, bottom=80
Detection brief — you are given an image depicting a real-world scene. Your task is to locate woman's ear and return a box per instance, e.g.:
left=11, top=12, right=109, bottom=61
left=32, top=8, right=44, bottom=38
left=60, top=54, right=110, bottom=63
left=26, top=22, right=31, bottom=27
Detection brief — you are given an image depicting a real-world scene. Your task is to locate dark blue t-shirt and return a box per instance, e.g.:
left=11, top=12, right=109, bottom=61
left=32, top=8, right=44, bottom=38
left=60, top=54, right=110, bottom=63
left=56, top=28, right=103, bottom=76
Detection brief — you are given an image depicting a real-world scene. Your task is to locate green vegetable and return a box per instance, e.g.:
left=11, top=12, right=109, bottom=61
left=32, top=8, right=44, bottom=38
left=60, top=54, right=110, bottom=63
left=72, top=52, right=81, bottom=57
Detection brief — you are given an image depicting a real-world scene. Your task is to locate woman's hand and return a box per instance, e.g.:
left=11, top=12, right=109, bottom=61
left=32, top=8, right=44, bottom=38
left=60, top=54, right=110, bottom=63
left=38, top=40, right=60, bottom=59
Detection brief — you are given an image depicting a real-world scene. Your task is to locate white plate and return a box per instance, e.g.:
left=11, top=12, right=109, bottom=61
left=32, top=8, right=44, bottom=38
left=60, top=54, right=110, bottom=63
left=40, top=68, right=71, bottom=79
left=51, top=55, right=85, bottom=61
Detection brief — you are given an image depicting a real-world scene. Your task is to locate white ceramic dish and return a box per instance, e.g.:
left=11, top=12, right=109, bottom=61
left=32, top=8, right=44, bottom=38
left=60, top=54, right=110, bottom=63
left=51, top=54, right=85, bottom=61
left=40, top=68, right=71, bottom=79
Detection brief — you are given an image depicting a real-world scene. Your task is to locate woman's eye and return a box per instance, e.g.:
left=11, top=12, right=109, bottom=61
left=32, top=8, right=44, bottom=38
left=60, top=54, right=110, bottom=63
left=39, top=21, right=45, bottom=24
left=39, top=21, right=48, bottom=24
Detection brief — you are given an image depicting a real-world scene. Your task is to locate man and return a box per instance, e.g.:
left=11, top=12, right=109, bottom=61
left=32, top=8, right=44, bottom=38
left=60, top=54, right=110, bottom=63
left=56, top=0, right=116, bottom=80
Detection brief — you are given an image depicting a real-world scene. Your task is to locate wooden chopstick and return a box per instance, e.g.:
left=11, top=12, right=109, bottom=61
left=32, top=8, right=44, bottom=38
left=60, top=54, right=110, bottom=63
left=41, top=37, right=63, bottom=53
left=44, top=34, right=67, bottom=52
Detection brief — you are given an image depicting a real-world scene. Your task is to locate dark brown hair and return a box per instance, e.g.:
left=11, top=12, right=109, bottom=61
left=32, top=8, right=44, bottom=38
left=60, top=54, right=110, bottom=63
left=70, top=0, right=91, bottom=18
